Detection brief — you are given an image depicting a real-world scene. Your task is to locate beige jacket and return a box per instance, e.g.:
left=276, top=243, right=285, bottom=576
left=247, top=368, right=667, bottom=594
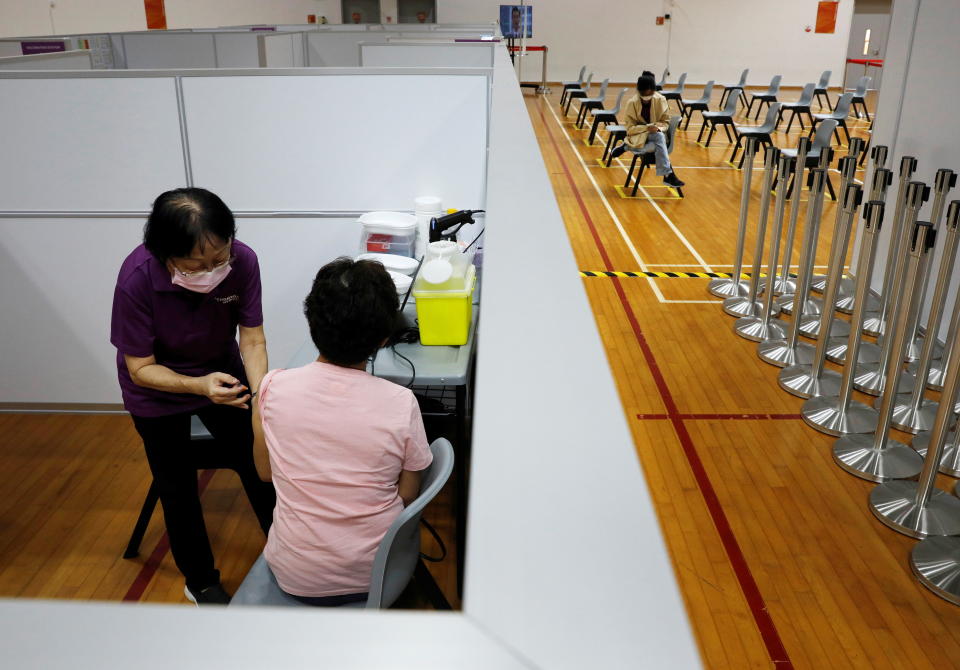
left=623, top=92, right=671, bottom=148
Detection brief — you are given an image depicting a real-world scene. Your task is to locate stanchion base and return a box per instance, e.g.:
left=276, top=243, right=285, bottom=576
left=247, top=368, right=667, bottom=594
left=722, top=296, right=764, bottom=318
left=778, top=366, right=842, bottom=399
left=798, top=315, right=851, bottom=340
left=825, top=337, right=882, bottom=365
left=835, top=292, right=881, bottom=315
left=811, top=276, right=854, bottom=295
left=912, top=433, right=960, bottom=478
left=778, top=295, right=822, bottom=317
left=907, top=358, right=946, bottom=392
left=853, top=363, right=916, bottom=396
left=708, top=278, right=749, bottom=298
left=861, top=312, right=885, bottom=337
left=758, top=276, right=796, bottom=296
left=889, top=396, right=939, bottom=434
left=875, top=333, right=939, bottom=363
left=757, top=339, right=815, bottom=368
left=869, top=480, right=960, bottom=539
left=911, top=536, right=960, bottom=606
left=832, top=433, right=923, bottom=482
left=735, top=316, right=787, bottom=342
left=801, top=396, right=879, bottom=436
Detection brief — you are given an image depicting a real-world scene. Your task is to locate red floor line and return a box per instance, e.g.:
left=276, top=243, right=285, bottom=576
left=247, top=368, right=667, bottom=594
left=538, top=99, right=793, bottom=668
left=640, top=413, right=803, bottom=421
left=123, top=468, right=217, bottom=602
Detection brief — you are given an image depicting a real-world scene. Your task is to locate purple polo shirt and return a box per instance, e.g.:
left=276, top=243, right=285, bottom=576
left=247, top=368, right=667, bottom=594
left=110, top=240, right=263, bottom=417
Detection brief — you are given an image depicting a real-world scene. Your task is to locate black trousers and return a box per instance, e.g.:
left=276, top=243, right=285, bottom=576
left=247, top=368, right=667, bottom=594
left=131, top=404, right=276, bottom=592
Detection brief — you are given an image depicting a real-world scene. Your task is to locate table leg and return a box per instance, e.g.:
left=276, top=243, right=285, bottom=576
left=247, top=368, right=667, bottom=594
left=454, top=383, right=469, bottom=599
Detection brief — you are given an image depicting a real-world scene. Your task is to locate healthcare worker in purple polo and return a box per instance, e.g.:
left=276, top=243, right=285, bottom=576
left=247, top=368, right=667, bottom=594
left=111, top=188, right=275, bottom=605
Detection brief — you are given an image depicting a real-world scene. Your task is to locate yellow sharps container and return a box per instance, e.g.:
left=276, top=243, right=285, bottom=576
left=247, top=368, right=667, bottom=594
left=413, top=265, right=476, bottom=345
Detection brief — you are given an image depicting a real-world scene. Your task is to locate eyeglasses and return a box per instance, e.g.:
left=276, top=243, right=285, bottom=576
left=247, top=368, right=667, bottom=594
left=171, top=253, right=235, bottom=278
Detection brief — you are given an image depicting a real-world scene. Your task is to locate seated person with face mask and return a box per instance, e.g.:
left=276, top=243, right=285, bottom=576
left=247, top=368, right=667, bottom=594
left=252, top=258, right=433, bottom=605
left=609, top=73, right=685, bottom=188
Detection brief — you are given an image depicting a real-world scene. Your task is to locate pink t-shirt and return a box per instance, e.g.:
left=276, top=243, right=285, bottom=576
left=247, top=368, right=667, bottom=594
left=258, top=361, right=433, bottom=597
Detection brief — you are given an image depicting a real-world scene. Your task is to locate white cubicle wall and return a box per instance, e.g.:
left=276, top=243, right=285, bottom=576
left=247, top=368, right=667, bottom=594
left=0, top=50, right=93, bottom=70
left=0, top=67, right=490, bottom=407
left=306, top=30, right=387, bottom=65
left=120, top=32, right=218, bottom=69
left=259, top=32, right=306, bottom=67
left=360, top=41, right=494, bottom=67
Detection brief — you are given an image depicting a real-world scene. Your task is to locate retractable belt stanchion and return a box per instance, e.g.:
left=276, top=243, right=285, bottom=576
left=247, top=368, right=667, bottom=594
left=812, top=138, right=865, bottom=295
left=911, top=535, right=960, bottom=606
left=891, top=199, right=960, bottom=433
left=832, top=219, right=931, bottom=482
left=778, top=181, right=862, bottom=398
left=827, top=167, right=894, bottom=367
left=770, top=137, right=810, bottom=296
left=801, top=200, right=884, bottom=435
left=876, top=169, right=956, bottom=362
left=868, top=257, right=960, bottom=538
left=757, top=168, right=826, bottom=368
left=736, top=151, right=791, bottom=342
left=709, top=136, right=758, bottom=298
left=724, top=146, right=779, bottom=317
left=781, top=147, right=834, bottom=317
left=853, top=181, right=930, bottom=396
left=863, top=156, right=919, bottom=336
left=798, top=156, right=860, bottom=340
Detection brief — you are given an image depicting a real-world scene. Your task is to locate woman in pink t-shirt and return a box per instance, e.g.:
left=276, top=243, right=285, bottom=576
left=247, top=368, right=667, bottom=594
left=252, top=258, right=433, bottom=605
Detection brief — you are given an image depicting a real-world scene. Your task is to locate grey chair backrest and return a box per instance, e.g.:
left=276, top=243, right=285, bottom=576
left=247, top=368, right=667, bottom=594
left=657, top=67, right=668, bottom=88
left=797, top=82, right=815, bottom=106
left=757, top=102, right=782, bottom=133
left=832, top=92, right=853, bottom=119
left=817, top=70, right=831, bottom=89
left=610, top=88, right=627, bottom=114
left=699, top=80, right=715, bottom=102
left=736, top=68, right=749, bottom=86
left=230, top=438, right=455, bottom=610
left=575, top=65, right=586, bottom=85
left=596, top=78, right=609, bottom=100
left=720, top=88, right=740, bottom=115
left=363, top=438, right=455, bottom=608
left=854, top=75, right=871, bottom=96
left=810, top=118, right=839, bottom=155
left=675, top=72, right=687, bottom=93
left=580, top=72, right=593, bottom=90
left=665, top=114, right=682, bottom=154
left=766, top=75, right=782, bottom=95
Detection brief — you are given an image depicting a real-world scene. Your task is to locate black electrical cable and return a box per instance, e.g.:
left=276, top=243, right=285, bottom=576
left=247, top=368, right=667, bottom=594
left=392, top=345, right=417, bottom=388
left=462, top=226, right=485, bottom=253
left=419, top=518, right=448, bottom=562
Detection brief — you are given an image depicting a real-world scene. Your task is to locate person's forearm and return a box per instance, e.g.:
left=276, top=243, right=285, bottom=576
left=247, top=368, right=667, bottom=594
left=241, top=341, right=268, bottom=393
left=130, top=363, right=205, bottom=396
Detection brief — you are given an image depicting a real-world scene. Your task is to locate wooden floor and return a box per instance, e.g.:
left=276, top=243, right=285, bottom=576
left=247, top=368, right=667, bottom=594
left=2, top=84, right=959, bottom=669
left=528, top=84, right=960, bottom=669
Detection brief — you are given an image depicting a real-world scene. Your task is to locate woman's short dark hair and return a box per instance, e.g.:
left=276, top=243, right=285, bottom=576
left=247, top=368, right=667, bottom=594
left=304, top=258, right=399, bottom=367
left=143, top=188, right=236, bottom=262
left=637, top=75, right=657, bottom=94
left=641, top=70, right=656, bottom=79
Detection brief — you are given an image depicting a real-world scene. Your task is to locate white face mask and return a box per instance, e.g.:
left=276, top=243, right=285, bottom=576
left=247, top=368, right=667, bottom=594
left=640, top=94, right=654, bottom=102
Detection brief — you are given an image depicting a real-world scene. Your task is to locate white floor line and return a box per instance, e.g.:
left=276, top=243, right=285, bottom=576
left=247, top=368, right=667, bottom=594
left=544, top=99, right=667, bottom=303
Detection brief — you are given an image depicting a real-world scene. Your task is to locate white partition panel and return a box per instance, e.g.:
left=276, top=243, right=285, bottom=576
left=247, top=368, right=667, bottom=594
left=213, top=32, right=261, bottom=67
left=0, top=77, right=185, bottom=211
left=0, top=50, right=93, bottom=70
left=306, top=31, right=387, bottom=65
left=181, top=71, right=488, bottom=211
left=122, top=32, right=217, bottom=69
left=360, top=42, right=493, bottom=67
left=260, top=33, right=297, bottom=67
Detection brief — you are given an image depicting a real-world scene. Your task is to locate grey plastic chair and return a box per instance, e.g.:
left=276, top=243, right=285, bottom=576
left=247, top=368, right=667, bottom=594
left=588, top=87, right=627, bottom=145
left=745, top=75, right=781, bottom=119
left=718, top=68, right=749, bottom=110
left=813, top=70, right=832, bottom=110
left=655, top=67, right=668, bottom=91
left=697, top=91, right=740, bottom=146
left=732, top=103, right=780, bottom=168
left=560, top=65, right=587, bottom=108
left=849, top=75, right=872, bottom=120
left=680, top=80, right=715, bottom=130
left=777, top=119, right=839, bottom=200
left=575, top=78, right=609, bottom=128
left=231, top=438, right=455, bottom=610
left=660, top=72, right=687, bottom=112
left=563, top=72, right=593, bottom=115
left=809, top=92, right=853, bottom=145
left=624, top=115, right=683, bottom=197
left=776, top=83, right=816, bottom=133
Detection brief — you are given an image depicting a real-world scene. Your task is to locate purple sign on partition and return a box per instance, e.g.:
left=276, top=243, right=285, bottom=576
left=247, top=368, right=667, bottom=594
left=21, top=40, right=66, bottom=55
left=250, top=26, right=277, bottom=31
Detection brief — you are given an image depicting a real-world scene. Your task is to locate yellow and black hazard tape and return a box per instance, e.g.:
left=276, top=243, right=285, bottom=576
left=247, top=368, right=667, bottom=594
left=579, top=271, right=800, bottom=279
